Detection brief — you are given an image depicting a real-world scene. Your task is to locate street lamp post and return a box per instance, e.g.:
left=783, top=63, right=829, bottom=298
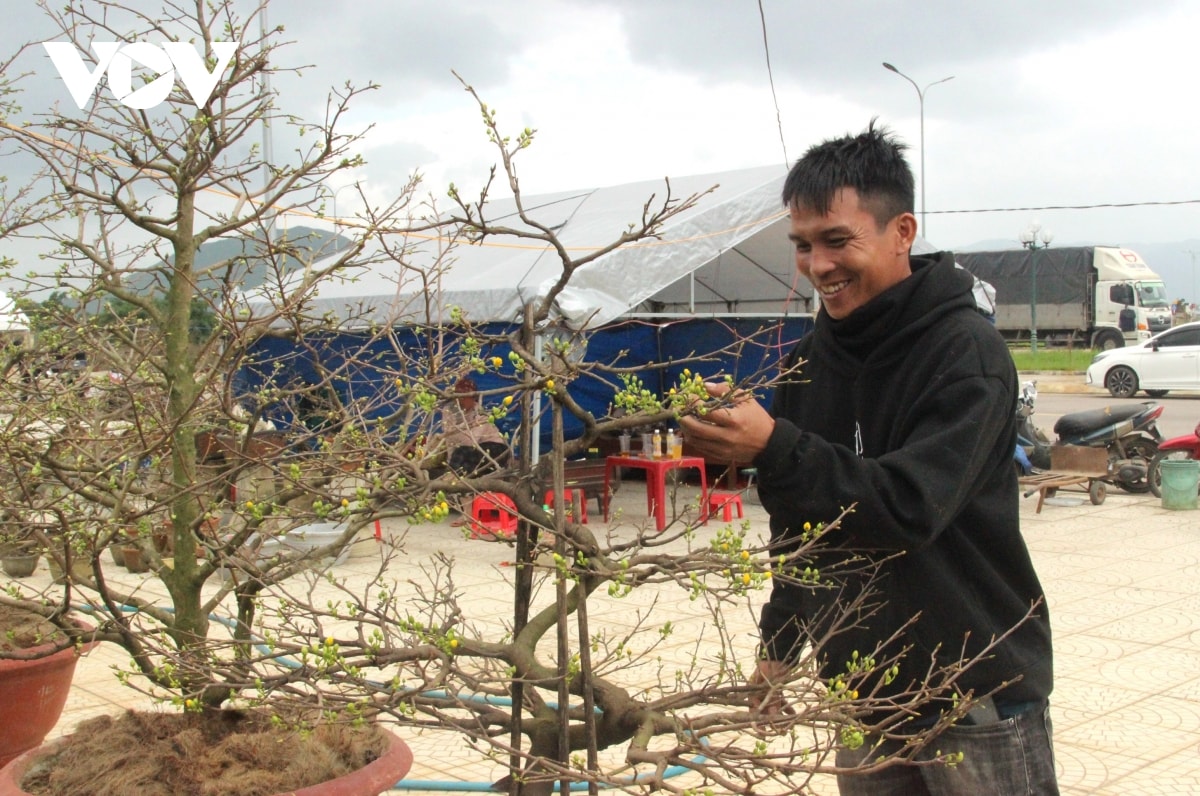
left=1020, top=221, right=1054, bottom=353
left=306, top=180, right=366, bottom=285
left=1185, top=249, right=1198, bottom=318
left=882, top=63, right=954, bottom=235
left=332, top=180, right=366, bottom=238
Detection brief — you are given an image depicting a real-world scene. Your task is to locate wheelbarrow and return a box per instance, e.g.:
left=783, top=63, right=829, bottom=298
left=1018, top=444, right=1110, bottom=513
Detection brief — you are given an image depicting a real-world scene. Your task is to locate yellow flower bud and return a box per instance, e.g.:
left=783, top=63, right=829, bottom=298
left=503, top=395, right=513, bottom=406
left=491, top=356, right=503, bottom=368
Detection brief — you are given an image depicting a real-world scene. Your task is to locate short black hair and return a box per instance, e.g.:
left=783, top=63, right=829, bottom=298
left=781, top=119, right=915, bottom=228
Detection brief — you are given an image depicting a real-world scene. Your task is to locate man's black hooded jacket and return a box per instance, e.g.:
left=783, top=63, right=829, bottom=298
left=753, top=251, right=1053, bottom=711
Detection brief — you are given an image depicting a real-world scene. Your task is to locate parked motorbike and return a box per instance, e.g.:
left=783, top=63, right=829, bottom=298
left=1014, top=380, right=1163, bottom=493
left=1147, top=420, right=1200, bottom=498
left=1015, top=381, right=1052, bottom=472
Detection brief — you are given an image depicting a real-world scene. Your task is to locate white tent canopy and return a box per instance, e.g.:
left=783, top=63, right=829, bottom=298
left=248, top=165, right=948, bottom=330
left=0, top=290, right=30, bottom=334
left=249, top=166, right=813, bottom=329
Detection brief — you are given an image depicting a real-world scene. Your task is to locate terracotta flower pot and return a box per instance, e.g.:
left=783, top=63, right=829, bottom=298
left=121, top=545, right=150, bottom=573
left=282, top=728, right=413, bottom=796
left=0, top=727, right=413, bottom=796
left=0, top=622, right=98, bottom=769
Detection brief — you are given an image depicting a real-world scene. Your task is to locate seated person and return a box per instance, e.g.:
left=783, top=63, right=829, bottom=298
left=430, top=377, right=511, bottom=478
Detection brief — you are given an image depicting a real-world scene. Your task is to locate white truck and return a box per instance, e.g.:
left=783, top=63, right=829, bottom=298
left=955, top=246, right=1172, bottom=349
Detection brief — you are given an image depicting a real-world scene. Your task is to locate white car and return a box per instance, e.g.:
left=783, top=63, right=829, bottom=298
left=1086, top=321, right=1200, bottom=398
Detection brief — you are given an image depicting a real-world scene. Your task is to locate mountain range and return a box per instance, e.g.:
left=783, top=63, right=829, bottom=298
left=119, top=226, right=347, bottom=295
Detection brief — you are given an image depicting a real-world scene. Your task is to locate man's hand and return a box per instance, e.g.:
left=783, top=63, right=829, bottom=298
left=749, top=659, right=794, bottom=715
left=678, top=381, right=774, bottom=463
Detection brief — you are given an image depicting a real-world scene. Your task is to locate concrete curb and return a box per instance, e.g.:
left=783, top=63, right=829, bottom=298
left=1016, top=371, right=1106, bottom=395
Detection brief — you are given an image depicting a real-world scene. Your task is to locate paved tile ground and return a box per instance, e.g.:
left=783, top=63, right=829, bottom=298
left=16, top=468, right=1200, bottom=794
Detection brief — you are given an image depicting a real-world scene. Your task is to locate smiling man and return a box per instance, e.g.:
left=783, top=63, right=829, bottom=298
left=680, top=122, right=1057, bottom=795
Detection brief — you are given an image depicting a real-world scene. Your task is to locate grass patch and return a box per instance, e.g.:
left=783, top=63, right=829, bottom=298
left=1010, top=347, right=1097, bottom=373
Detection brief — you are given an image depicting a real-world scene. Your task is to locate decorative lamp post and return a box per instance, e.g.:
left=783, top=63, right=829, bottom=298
left=882, top=62, right=954, bottom=234
left=1020, top=221, right=1054, bottom=352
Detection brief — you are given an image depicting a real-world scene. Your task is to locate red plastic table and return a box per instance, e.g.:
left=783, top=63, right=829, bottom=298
left=603, top=455, right=708, bottom=531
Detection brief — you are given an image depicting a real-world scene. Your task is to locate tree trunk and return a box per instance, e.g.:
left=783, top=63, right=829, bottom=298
left=161, top=187, right=207, bottom=645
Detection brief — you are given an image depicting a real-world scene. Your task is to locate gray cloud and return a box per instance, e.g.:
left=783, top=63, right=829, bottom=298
left=5, top=0, right=1200, bottom=299
left=604, top=0, right=1185, bottom=89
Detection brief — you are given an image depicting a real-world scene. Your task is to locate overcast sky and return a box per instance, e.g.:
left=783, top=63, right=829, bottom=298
left=7, top=0, right=1200, bottom=298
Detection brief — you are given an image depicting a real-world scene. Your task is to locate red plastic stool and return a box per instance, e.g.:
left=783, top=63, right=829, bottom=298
left=469, top=493, right=518, bottom=538
left=704, top=491, right=744, bottom=523
left=543, top=488, right=588, bottom=524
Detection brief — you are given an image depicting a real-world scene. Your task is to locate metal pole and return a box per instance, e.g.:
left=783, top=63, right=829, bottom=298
left=882, top=64, right=954, bottom=234
left=1030, top=253, right=1038, bottom=353
left=260, top=3, right=274, bottom=239
left=918, top=93, right=925, bottom=234
left=1186, top=249, right=1198, bottom=315
left=1022, top=225, right=1051, bottom=352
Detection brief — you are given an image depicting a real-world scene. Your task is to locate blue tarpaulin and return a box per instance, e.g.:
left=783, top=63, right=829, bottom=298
left=237, top=316, right=812, bottom=452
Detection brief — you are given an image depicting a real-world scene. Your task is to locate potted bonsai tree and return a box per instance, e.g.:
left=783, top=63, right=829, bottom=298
left=0, top=2, right=1023, bottom=794
left=219, top=98, right=1027, bottom=794
left=0, top=1, right=427, bottom=790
